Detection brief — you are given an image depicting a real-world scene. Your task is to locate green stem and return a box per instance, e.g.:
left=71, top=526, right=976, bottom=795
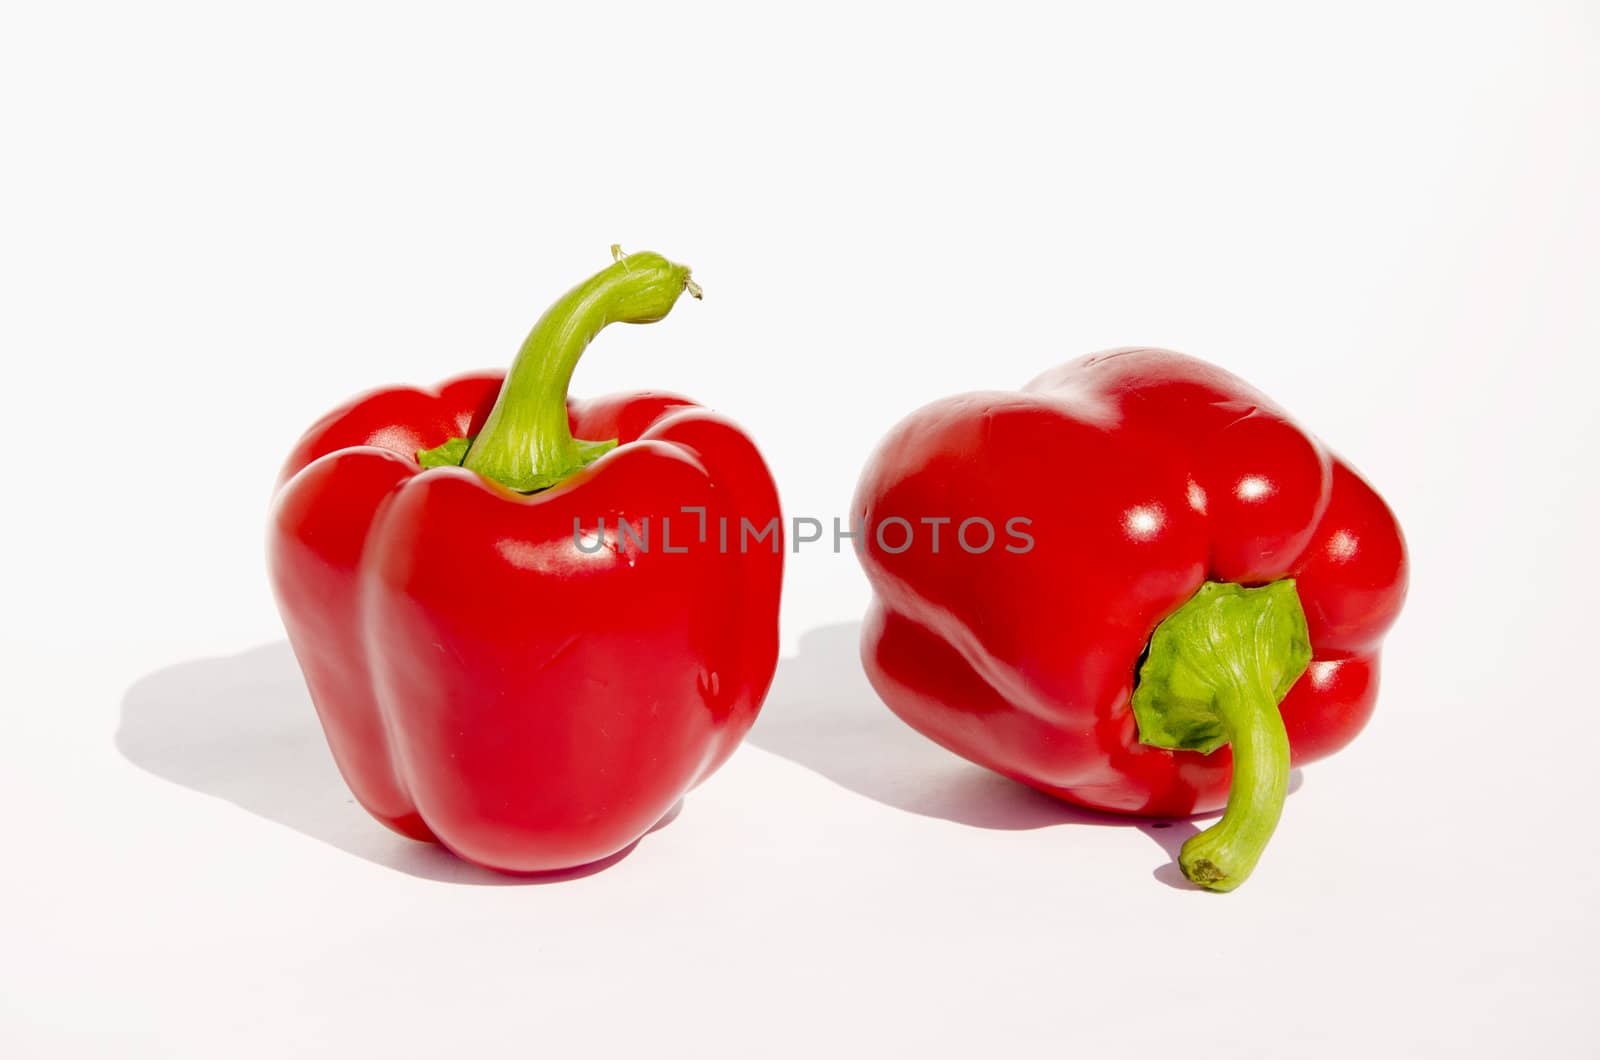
left=1131, top=580, right=1312, bottom=892
left=1176, top=684, right=1291, bottom=890
left=420, top=247, right=699, bottom=492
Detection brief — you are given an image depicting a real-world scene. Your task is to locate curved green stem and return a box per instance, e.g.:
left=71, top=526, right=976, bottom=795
left=1131, top=580, right=1312, bottom=892
left=1176, top=683, right=1291, bottom=890
left=419, top=247, right=699, bottom=492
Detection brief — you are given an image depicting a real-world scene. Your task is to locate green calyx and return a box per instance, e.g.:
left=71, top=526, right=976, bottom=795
left=417, top=246, right=701, bottom=492
left=1132, top=580, right=1312, bottom=892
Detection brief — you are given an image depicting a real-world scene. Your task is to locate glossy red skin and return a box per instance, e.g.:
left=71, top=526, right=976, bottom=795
left=268, top=373, right=783, bottom=872
left=854, top=349, right=1407, bottom=816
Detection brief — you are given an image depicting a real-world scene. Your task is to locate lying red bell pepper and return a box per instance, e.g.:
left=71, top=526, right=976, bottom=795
left=269, top=249, right=782, bottom=874
left=854, top=348, right=1407, bottom=890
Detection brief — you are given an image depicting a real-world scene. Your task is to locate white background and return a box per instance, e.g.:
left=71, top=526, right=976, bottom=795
left=3, top=2, right=1597, bottom=1057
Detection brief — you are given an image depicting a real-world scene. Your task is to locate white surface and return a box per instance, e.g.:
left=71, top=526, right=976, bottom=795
left=3, top=3, right=1597, bottom=1057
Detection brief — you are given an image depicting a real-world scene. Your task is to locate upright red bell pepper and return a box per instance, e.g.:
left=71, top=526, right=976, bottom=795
left=854, top=348, right=1407, bottom=890
left=269, top=249, right=782, bottom=874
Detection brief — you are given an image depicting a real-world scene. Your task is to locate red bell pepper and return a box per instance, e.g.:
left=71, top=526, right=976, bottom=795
left=853, top=348, right=1407, bottom=890
left=269, top=249, right=782, bottom=874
